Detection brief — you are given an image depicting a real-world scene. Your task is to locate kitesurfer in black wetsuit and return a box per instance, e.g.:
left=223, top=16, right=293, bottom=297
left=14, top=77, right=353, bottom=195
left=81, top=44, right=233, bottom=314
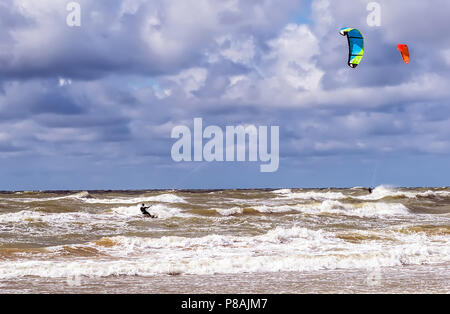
left=140, top=203, right=156, bottom=218
left=368, top=187, right=373, bottom=194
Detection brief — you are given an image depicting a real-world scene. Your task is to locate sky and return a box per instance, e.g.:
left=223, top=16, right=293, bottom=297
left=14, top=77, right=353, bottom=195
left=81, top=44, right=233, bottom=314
left=0, top=0, right=450, bottom=190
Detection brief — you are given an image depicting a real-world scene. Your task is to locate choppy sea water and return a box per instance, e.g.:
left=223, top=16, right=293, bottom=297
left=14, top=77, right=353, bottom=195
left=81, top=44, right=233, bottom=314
left=0, top=186, right=449, bottom=293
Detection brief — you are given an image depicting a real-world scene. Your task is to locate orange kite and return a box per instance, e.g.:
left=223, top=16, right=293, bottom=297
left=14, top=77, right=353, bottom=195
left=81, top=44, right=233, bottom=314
left=397, top=44, right=410, bottom=64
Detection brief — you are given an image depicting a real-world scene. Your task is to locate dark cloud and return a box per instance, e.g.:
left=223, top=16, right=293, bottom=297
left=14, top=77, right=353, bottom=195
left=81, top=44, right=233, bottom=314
left=0, top=0, right=304, bottom=80
left=0, top=0, right=449, bottom=189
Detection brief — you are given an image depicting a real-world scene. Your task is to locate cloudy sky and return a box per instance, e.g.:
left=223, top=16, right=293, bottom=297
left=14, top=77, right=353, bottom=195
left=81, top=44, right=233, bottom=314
left=0, top=0, right=449, bottom=190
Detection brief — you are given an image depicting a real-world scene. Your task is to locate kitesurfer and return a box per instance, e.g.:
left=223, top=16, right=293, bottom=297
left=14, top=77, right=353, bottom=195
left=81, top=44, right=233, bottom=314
left=140, top=203, right=157, bottom=218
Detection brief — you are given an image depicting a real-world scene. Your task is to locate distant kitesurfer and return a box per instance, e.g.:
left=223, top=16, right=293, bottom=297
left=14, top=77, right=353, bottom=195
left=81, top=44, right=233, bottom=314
left=368, top=187, right=374, bottom=194
left=140, top=203, right=157, bottom=218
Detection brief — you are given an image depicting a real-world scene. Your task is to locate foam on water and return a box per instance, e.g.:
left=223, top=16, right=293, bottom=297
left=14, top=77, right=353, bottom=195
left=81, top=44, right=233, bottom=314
left=0, top=210, right=97, bottom=224
left=214, top=207, right=244, bottom=216
left=356, top=186, right=450, bottom=201
left=0, top=203, right=182, bottom=236
left=0, top=226, right=448, bottom=278
left=228, top=201, right=411, bottom=218
left=271, top=189, right=292, bottom=194
left=302, top=200, right=411, bottom=218
left=274, top=190, right=347, bottom=201
left=1, top=188, right=448, bottom=284
left=110, top=204, right=183, bottom=219
left=8, top=191, right=91, bottom=203
left=272, top=186, right=450, bottom=202
left=6, top=192, right=186, bottom=205
left=82, top=193, right=187, bottom=204
left=0, top=210, right=128, bottom=238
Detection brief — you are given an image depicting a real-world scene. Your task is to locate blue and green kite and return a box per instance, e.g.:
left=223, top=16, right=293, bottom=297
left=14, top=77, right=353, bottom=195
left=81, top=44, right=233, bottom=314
left=339, top=27, right=365, bottom=68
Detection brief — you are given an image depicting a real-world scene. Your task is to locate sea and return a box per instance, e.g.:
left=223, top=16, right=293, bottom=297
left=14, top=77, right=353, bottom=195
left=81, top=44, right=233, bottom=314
left=0, top=186, right=449, bottom=293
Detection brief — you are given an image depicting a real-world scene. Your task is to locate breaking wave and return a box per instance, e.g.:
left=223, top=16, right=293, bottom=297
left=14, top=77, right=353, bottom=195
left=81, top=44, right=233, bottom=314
left=210, top=201, right=411, bottom=218
left=356, top=186, right=450, bottom=201
left=0, top=226, right=448, bottom=278
left=82, top=193, right=187, bottom=205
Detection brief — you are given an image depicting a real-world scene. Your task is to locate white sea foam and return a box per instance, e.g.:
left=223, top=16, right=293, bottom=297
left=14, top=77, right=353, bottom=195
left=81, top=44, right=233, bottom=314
left=82, top=193, right=187, bottom=204
left=110, top=204, right=183, bottom=219
left=356, top=186, right=450, bottom=201
left=8, top=191, right=91, bottom=203
left=275, top=190, right=347, bottom=201
left=6, top=192, right=187, bottom=205
left=248, top=200, right=410, bottom=218
left=0, top=203, right=182, bottom=228
left=271, top=189, right=292, bottom=194
left=272, top=186, right=450, bottom=202
left=0, top=210, right=96, bottom=224
left=415, top=190, right=450, bottom=198
left=69, top=191, right=90, bottom=199
left=0, top=210, right=129, bottom=237
left=251, top=204, right=296, bottom=213
left=0, top=226, right=448, bottom=278
left=0, top=199, right=412, bottom=234
left=207, top=200, right=412, bottom=218
left=214, top=207, right=244, bottom=216
left=312, top=200, right=410, bottom=217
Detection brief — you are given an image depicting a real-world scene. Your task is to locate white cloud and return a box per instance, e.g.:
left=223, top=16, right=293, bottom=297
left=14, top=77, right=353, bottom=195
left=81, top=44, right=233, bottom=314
left=264, top=24, right=324, bottom=91
left=1, top=0, right=450, bottom=180
left=216, top=35, right=256, bottom=65
left=165, top=67, right=208, bottom=97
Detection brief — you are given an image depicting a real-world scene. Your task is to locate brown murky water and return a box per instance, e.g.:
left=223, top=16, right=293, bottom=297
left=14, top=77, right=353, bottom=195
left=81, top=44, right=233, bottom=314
left=0, top=186, right=449, bottom=293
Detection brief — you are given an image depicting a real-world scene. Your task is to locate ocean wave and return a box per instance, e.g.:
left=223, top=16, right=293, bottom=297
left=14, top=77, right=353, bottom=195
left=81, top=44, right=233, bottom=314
left=356, top=186, right=450, bottom=201
left=211, top=201, right=411, bottom=218
left=0, top=203, right=182, bottom=225
left=274, top=190, right=347, bottom=201
left=0, top=210, right=98, bottom=224
left=214, top=207, right=244, bottom=216
left=7, top=191, right=91, bottom=203
left=272, top=186, right=450, bottom=202
left=81, top=193, right=187, bottom=205
left=300, top=200, right=411, bottom=218
left=0, top=199, right=413, bottom=231
left=0, top=226, right=448, bottom=278
left=5, top=192, right=187, bottom=205
left=271, top=189, right=292, bottom=194
left=110, top=204, right=183, bottom=219
left=251, top=204, right=297, bottom=214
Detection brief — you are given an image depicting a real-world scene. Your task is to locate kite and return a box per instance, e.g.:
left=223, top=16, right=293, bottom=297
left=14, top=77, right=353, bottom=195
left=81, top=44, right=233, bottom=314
left=397, top=44, right=410, bottom=64
left=339, top=27, right=365, bottom=68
